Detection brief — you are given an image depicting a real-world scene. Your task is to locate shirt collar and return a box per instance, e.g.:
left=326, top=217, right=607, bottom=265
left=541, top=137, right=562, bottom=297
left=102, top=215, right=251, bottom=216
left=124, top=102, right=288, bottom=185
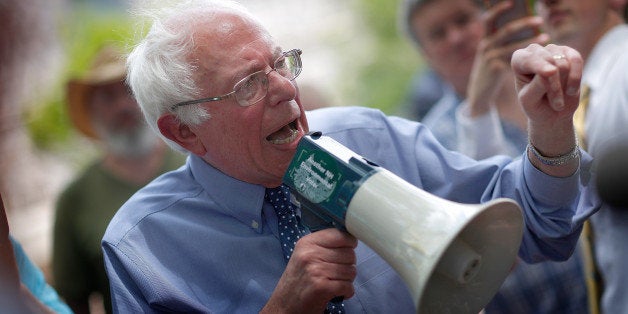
left=188, top=154, right=266, bottom=233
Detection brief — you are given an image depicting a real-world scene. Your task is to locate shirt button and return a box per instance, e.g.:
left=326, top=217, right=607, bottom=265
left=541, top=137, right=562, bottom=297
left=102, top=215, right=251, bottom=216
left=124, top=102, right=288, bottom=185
left=251, top=220, right=259, bottom=229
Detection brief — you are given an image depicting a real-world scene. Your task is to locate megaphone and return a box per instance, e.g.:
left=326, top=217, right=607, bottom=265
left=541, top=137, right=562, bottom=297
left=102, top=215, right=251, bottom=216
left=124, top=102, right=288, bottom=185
left=283, top=132, right=523, bottom=313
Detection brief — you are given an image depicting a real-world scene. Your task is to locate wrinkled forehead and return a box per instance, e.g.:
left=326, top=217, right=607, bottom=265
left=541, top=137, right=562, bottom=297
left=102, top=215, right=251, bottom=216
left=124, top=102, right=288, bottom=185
left=183, top=9, right=278, bottom=83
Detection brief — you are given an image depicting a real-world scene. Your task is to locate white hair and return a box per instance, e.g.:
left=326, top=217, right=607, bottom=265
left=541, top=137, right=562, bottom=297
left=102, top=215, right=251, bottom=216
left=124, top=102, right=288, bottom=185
left=126, top=0, right=257, bottom=151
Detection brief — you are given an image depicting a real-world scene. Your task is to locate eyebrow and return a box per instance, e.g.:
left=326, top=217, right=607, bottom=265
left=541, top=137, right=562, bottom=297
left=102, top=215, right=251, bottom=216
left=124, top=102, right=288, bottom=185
left=229, top=46, right=284, bottom=82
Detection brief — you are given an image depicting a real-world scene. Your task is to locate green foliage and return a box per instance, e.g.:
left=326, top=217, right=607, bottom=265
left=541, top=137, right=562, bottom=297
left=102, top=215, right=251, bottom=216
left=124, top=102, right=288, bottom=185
left=25, top=7, right=136, bottom=149
left=348, top=0, right=425, bottom=115
left=63, top=9, right=137, bottom=78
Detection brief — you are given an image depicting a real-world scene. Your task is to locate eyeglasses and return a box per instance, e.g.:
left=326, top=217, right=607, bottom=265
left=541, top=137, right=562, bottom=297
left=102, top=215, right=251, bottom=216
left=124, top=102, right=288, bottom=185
left=171, top=49, right=302, bottom=110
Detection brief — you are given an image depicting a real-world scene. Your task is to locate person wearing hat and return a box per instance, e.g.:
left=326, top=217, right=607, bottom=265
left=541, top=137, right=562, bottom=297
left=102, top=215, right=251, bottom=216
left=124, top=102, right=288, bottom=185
left=51, top=44, right=184, bottom=314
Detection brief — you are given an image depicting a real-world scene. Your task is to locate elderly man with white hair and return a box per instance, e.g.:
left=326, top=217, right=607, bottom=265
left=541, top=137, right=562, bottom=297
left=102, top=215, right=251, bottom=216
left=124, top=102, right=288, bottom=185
left=102, top=0, right=598, bottom=312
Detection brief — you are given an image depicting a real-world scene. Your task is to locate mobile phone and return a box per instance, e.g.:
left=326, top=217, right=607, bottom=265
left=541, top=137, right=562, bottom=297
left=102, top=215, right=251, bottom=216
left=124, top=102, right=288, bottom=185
left=483, top=0, right=538, bottom=44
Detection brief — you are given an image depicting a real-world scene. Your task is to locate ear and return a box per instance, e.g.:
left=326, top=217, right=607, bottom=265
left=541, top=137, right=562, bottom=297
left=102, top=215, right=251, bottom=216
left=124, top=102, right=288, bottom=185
left=157, top=114, right=207, bottom=156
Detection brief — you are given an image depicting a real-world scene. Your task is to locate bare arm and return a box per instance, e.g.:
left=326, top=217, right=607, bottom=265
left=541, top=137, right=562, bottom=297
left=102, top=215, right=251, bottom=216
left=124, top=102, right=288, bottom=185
left=1, top=194, right=55, bottom=314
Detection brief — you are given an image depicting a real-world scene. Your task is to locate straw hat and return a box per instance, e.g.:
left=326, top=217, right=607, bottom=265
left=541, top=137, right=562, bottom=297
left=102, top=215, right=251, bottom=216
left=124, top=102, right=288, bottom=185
left=66, top=45, right=127, bottom=139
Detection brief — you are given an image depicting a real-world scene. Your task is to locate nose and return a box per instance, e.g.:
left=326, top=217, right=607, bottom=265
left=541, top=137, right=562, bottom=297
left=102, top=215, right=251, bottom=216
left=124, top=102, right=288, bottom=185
left=265, top=69, right=297, bottom=106
left=445, top=25, right=466, bottom=46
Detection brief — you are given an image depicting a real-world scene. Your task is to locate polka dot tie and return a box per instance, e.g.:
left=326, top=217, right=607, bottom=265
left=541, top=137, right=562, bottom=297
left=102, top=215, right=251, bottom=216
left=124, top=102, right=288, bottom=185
left=265, top=185, right=307, bottom=260
left=265, top=185, right=346, bottom=314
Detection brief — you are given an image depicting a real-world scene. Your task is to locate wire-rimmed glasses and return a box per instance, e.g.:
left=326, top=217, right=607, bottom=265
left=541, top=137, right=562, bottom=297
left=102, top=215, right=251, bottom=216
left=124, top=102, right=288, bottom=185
left=170, top=49, right=302, bottom=110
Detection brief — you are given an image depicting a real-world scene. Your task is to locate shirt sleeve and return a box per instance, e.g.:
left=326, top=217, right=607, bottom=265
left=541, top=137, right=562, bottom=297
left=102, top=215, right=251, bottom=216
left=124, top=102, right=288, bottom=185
left=311, top=107, right=600, bottom=263
left=102, top=241, right=156, bottom=313
left=455, top=101, right=519, bottom=159
left=416, top=111, right=599, bottom=263
left=515, top=151, right=599, bottom=263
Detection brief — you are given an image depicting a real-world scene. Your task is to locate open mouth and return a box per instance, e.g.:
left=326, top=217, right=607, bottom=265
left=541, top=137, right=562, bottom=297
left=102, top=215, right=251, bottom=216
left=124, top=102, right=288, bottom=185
left=266, top=120, right=299, bottom=144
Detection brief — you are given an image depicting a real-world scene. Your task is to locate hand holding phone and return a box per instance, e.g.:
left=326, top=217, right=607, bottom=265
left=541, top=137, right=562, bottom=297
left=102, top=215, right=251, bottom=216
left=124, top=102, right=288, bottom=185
left=483, top=0, right=539, bottom=44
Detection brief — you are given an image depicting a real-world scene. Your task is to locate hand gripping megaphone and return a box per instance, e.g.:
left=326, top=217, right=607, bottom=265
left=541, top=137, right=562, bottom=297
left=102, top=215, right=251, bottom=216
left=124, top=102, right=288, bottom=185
left=283, top=132, right=524, bottom=314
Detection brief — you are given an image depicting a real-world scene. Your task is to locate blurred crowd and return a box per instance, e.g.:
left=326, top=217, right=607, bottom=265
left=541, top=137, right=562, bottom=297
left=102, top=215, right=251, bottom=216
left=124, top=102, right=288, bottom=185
left=2, top=0, right=626, bottom=313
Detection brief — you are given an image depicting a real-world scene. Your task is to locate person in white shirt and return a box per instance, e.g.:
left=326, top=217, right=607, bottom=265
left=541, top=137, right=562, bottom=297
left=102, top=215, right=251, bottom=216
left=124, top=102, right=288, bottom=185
left=536, top=1, right=628, bottom=313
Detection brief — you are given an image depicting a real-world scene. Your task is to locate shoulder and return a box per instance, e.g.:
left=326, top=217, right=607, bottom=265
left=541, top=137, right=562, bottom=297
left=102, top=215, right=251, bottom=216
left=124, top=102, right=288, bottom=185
left=586, top=26, right=628, bottom=82
left=307, top=106, right=389, bottom=133
left=306, top=106, right=435, bottom=144
left=102, top=163, right=201, bottom=246
left=306, top=106, right=428, bottom=148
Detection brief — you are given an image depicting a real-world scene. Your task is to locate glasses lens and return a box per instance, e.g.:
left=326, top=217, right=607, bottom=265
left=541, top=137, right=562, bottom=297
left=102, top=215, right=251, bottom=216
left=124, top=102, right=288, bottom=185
left=276, top=50, right=302, bottom=80
left=232, top=49, right=301, bottom=106
left=234, top=71, right=268, bottom=106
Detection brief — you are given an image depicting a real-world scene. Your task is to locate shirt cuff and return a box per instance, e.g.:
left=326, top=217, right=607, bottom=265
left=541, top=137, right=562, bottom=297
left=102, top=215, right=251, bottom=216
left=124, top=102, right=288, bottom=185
left=523, top=152, right=580, bottom=207
left=456, top=102, right=513, bottom=159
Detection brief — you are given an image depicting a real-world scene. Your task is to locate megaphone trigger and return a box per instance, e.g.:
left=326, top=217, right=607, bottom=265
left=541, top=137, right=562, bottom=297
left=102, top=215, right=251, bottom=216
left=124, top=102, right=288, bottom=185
left=299, top=198, right=339, bottom=232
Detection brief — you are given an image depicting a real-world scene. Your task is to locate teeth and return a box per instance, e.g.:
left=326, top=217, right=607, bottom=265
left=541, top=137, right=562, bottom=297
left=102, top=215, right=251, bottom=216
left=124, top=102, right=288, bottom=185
left=269, top=127, right=298, bottom=144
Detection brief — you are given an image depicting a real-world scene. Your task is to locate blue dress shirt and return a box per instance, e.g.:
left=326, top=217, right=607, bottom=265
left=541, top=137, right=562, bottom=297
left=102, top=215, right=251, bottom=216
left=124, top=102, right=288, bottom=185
left=103, top=106, right=598, bottom=313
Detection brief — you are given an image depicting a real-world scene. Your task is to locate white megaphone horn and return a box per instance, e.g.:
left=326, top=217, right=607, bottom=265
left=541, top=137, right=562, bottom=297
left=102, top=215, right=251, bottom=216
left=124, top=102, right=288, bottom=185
left=283, top=132, right=524, bottom=314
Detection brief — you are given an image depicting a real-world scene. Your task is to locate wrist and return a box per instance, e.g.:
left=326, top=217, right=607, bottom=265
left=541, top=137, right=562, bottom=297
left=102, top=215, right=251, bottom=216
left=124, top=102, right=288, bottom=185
left=527, top=118, right=577, bottom=155
left=527, top=141, right=581, bottom=166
